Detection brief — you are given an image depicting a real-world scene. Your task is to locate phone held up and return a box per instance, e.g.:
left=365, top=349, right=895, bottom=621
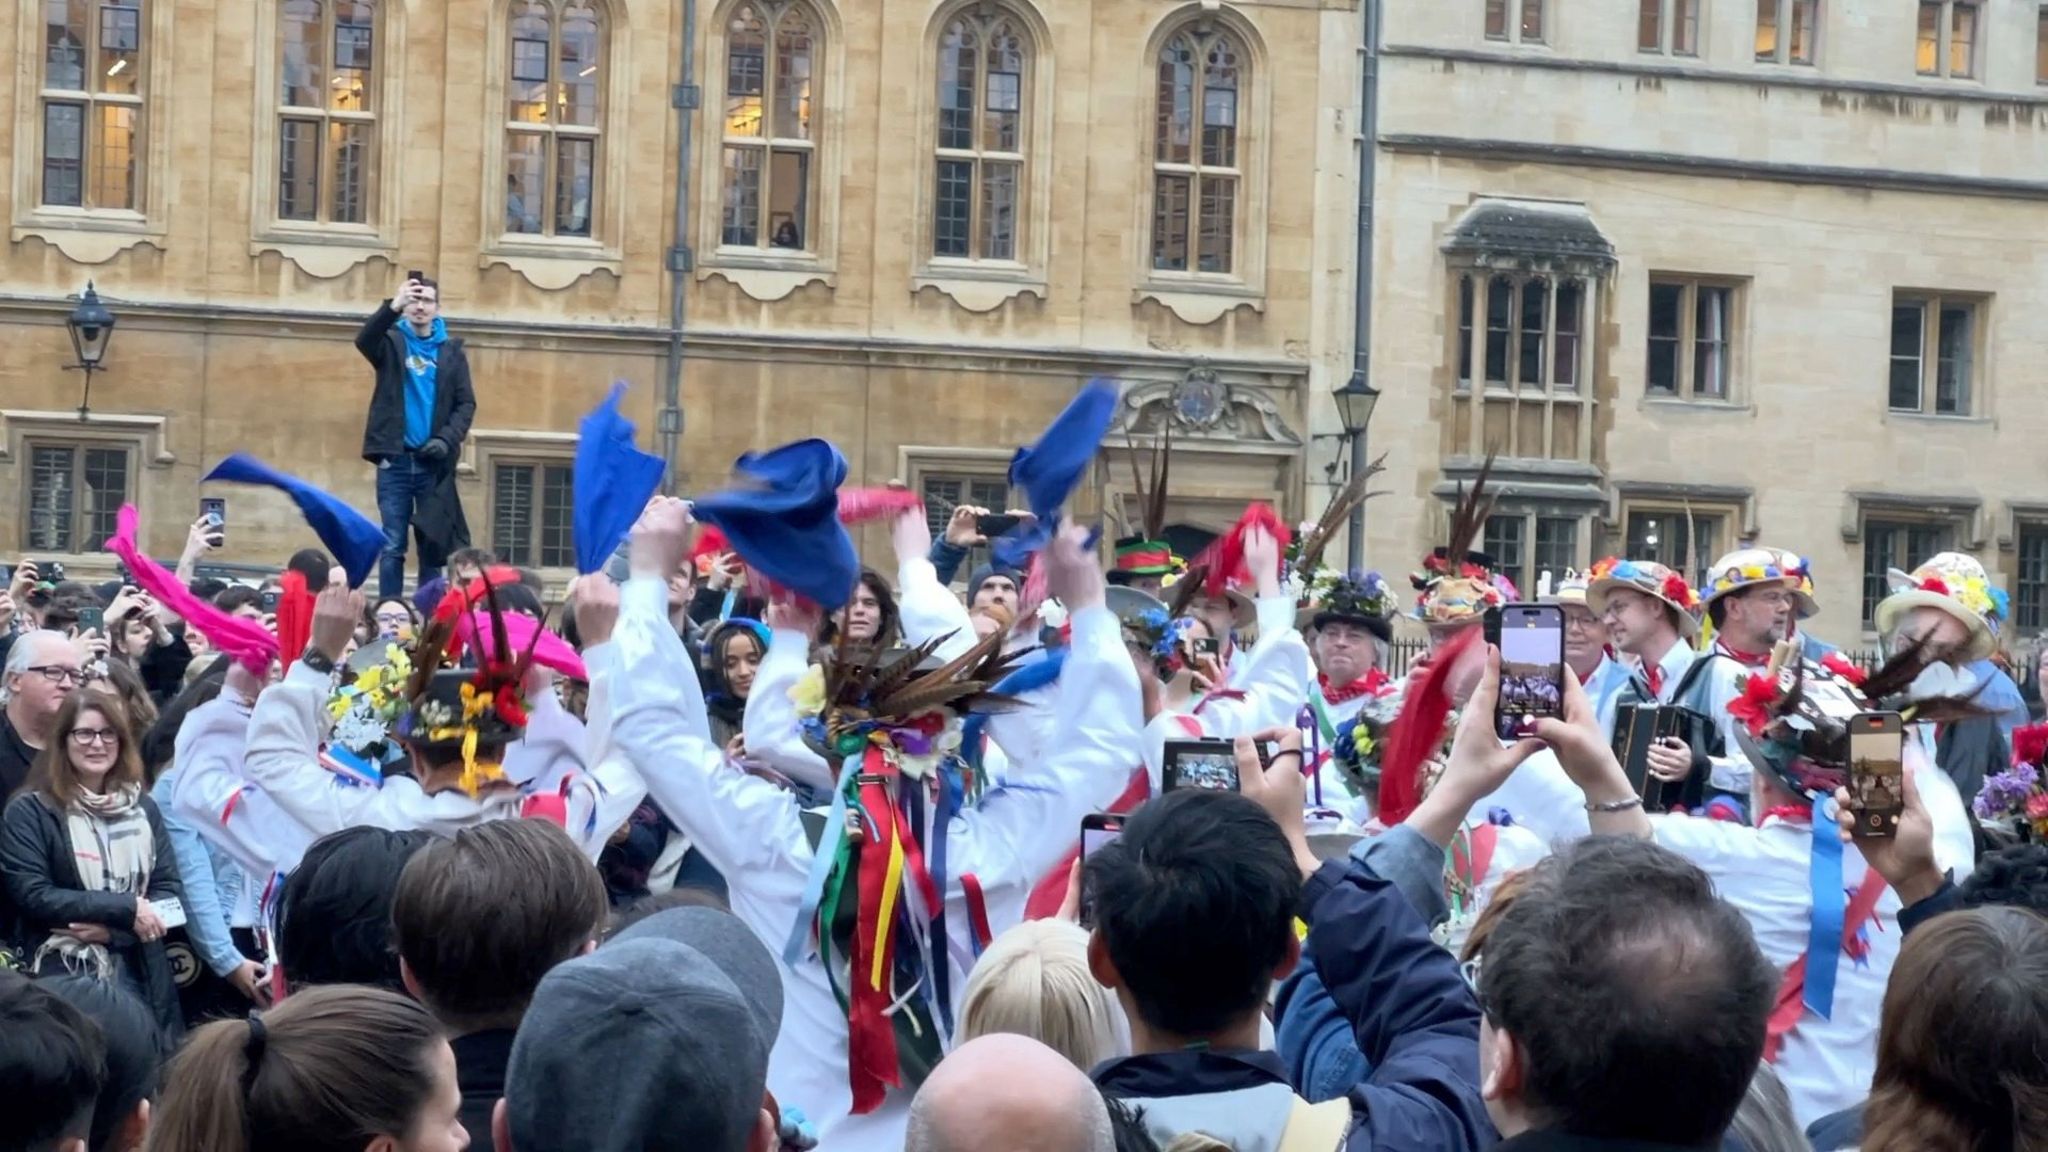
left=974, top=512, right=1023, bottom=539
left=199, top=497, right=227, bottom=547
left=1161, top=738, right=1269, bottom=794
left=1485, top=603, right=1567, bottom=741
left=1077, top=813, right=1125, bottom=929
left=1846, top=711, right=1905, bottom=840
left=75, top=605, right=104, bottom=634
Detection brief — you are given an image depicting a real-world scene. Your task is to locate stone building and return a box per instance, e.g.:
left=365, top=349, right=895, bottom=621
left=0, top=0, right=1365, bottom=593
left=1362, top=0, right=2048, bottom=645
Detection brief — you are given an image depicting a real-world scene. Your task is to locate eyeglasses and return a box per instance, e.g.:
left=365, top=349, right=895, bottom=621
left=373, top=611, right=413, bottom=625
left=24, top=666, right=85, bottom=686
left=68, top=728, right=120, bottom=746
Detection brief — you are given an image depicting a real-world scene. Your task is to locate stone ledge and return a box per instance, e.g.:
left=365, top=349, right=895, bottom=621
left=910, top=272, right=1047, bottom=313
left=699, top=263, right=837, bottom=302
left=1131, top=284, right=1265, bottom=325
left=12, top=217, right=164, bottom=265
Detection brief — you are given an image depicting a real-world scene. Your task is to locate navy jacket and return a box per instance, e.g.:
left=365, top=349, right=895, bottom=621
left=1093, top=858, right=1492, bottom=1152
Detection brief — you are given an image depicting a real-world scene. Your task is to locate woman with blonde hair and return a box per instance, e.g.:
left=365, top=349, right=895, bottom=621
left=1860, top=905, right=2048, bottom=1152
left=961, top=918, right=1129, bottom=1072
left=149, top=984, right=466, bottom=1152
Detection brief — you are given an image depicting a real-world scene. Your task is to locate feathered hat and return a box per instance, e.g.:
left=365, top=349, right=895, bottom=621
left=1411, top=456, right=1508, bottom=627
left=1287, top=459, right=1387, bottom=628
left=782, top=626, right=1030, bottom=1115
left=1109, top=425, right=1179, bottom=585
left=1310, top=571, right=1399, bottom=643
left=389, top=567, right=543, bottom=796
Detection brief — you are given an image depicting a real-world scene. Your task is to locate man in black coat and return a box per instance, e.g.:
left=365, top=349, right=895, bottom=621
left=355, top=275, right=477, bottom=599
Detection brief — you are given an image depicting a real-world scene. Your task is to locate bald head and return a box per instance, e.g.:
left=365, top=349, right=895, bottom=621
left=908, top=1034, right=1115, bottom=1152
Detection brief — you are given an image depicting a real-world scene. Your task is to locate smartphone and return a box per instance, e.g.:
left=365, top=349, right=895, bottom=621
left=1078, top=813, right=1125, bottom=929
left=407, top=267, right=424, bottom=283
left=1847, top=711, right=1905, bottom=840
left=1191, top=636, right=1221, bottom=661
left=1162, top=739, right=1255, bottom=793
left=259, top=589, right=281, bottom=613
left=1486, top=603, right=1567, bottom=741
left=975, top=513, right=1023, bottom=538
left=76, top=606, right=104, bottom=633
left=153, top=895, right=188, bottom=931
left=199, top=497, right=227, bottom=545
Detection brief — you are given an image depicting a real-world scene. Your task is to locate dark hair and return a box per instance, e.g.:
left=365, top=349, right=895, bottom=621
left=706, top=621, right=767, bottom=701
left=286, top=550, right=333, bottom=593
left=820, top=569, right=901, bottom=649
left=0, top=971, right=106, bottom=1152
left=40, top=976, right=164, bottom=1152
left=1958, top=843, right=2048, bottom=916
left=89, top=657, right=157, bottom=753
left=40, top=588, right=101, bottom=633
left=187, top=577, right=228, bottom=603
left=150, top=986, right=446, bottom=1152
left=142, top=662, right=230, bottom=780
left=1105, top=1096, right=1161, bottom=1152
left=448, top=548, right=496, bottom=575
left=275, top=826, right=440, bottom=992
left=212, top=585, right=262, bottom=616
left=607, top=885, right=733, bottom=940
left=1476, top=837, right=1774, bottom=1145
left=1086, top=790, right=1300, bottom=1037
left=1864, top=906, right=2048, bottom=1152
left=25, top=689, right=147, bottom=808
left=493, top=580, right=545, bottom=620
left=392, top=819, right=606, bottom=1030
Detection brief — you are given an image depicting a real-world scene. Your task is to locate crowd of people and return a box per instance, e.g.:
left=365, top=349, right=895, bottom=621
left=2, top=388, right=2047, bottom=1152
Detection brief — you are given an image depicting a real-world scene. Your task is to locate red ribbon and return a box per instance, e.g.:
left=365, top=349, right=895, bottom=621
left=848, top=767, right=902, bottom=1115
left=276, top=571, right=315, bottom=674
left=961, top=873, right=994, bottom=952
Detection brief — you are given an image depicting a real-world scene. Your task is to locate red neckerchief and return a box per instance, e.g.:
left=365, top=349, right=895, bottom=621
left=1717, top=640, right=1772, bottom=668
left=1759, top=804, right=1811, bottom=826
left=1643, top=663, right=1665, bottom=698
left=1319, top=667, right=1391, bottom=705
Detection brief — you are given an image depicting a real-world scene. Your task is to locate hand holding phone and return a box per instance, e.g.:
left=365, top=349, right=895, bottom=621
left=974, top=513, right=1023, bottom=539
left=1485, top=604, right=1567, bottom=741
left=1163, top=739, right=1267, bottom=793
left=1847, top=712, right=1905, bottom=839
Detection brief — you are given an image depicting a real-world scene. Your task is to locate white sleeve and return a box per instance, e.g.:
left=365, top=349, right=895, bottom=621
left=502, top=672, right=587, bottom=790
left=171, top=702, right=319, bottom=878
left=947, top=603, right=1143, bottom=891
left=897, top=556, right=974, bottom=660
left=1195, top=599, right=1309, bottom=738
left=562, top=749, right=650, bottom=861
left=609, top=575, right=809, bottom=880
left=241, top=662, right=479, bottom=835
left=742, top=628, right=834, bottom=793
left=1702, top=660, right=1755, bottom=795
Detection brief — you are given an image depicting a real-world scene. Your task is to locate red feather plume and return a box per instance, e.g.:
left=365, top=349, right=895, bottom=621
left=1378, top=627, right=1479, bottom=826
left=836, top=487, right=925, bottom=526
left=275, top=571, right=316, bottom=674
left=1195, top=503, right=1291, bottom=598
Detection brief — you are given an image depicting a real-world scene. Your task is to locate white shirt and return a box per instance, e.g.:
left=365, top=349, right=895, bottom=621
left=609, top=575, right=1142, bottom=1152
left=1143, top=594, right=1309, bottom=790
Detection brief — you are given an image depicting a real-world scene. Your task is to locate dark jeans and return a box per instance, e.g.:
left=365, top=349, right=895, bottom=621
left=376, top=452, right=437, bottom=599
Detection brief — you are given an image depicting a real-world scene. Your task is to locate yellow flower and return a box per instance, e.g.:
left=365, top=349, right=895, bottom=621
left=458, top=681, right=490, bottom=722
left=789, top=664, right=826, bottom=716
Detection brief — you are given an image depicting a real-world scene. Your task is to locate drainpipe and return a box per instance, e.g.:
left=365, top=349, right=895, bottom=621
left=1344, top=0, right=1381, bottom=572
left=661, top=0, right=699, bottom=494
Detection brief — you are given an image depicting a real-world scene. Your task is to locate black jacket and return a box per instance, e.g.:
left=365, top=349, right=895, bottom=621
left=451, top=1028, right=517, bottom=1142
left=353, top=301, right=477, bottom=462
left=0, top=789, right=186, bottom=1038
left=0, top=710, right=38, bottom=800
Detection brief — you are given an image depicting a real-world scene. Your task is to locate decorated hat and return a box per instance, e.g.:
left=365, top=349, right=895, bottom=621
left=1412, top=457, right=1508, bottom=627
left=1585, top=557, right=1702, bottom=638
left=782, top=627, right=1026, bottom=1114
left=1974, top=722, right=2048, bottom=839
left=1108, top=423, right=1179, bottom=585
left=1542, top=568, right=1591, bottom=607
left=390, top=569, right=542, bottom=796
left=1310, top=571, right=1398, bottom=643
left=1105, top=585, right=1182, bottom=657
left=1701, top=548, right=1818, bottom=618
left=1874, top=552, right=2004, bottom=662
left=321, top=640, right=414, bottom=785
left=1281, top=457, right=1386, bottom=623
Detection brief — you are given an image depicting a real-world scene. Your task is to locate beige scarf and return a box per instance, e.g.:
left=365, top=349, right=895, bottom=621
left=33, top=784, right=153, bottom=980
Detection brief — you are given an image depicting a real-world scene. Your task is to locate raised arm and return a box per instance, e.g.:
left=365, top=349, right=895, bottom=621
left=354, top=296, right=403, bottom=365
left=742, top=606, right=836, bottom=795
left=948, top=522, right=1141, bottom=890
left=171, top=691, right=320, bottom=879
left=893, top=508, right=975, bottom=659
left=599, top=508, right=810, bottom=880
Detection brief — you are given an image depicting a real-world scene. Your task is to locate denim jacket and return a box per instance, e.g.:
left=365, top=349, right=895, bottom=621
left=151, top=768, right=250, bottom=978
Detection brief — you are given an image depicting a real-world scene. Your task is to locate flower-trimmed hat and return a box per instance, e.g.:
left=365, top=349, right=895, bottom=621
left=1411, top=456, right=1507, bottom=628
left=1874, top=552, right=2004, bottom=663
left=1586, top=557, right=1702, bottom=639
left=390, top=568, right=542, bottom=796
left=1109, top=424, right=1179, bottom=587
left=1701, top=548, right=1819, bottom=618
left=1310, top=571, right=1398, bottom=644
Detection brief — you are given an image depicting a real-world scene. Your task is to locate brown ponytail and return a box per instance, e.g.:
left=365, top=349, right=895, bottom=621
left=149, top=986, right=446, bottom=1152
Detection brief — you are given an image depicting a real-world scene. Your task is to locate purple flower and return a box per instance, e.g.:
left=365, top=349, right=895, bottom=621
left=1974, top=762, right=2041, bottom=819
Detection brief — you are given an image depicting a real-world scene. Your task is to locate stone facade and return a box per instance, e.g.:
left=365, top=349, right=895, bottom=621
left=1361, top=0, right=2048, bottom=644
left=0, top=0, right=1364, bottom=591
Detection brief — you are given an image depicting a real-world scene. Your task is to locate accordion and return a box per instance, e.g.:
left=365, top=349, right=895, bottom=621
left=1610, top=701, right=1710, bottom=813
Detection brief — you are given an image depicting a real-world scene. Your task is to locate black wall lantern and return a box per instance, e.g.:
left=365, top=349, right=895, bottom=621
left=65, top=281, right=118, bottom=421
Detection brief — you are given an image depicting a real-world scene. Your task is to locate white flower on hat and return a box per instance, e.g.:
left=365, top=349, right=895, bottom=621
left=1038, top=599, right=1068, bottom=630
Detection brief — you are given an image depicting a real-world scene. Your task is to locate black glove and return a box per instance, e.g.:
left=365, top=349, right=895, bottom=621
left=416, top=438, right=449, bottom=462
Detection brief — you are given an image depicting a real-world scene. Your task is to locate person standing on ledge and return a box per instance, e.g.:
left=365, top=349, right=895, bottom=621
left=356, top=274, right=476, bottom=599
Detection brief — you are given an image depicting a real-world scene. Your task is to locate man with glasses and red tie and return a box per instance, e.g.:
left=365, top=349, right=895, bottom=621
left=0, top=630, right=85, bottom=797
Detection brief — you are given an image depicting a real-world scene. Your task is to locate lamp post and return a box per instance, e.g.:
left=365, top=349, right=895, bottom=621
left=1333, top=375, right=1380, bottom=571
left=64, top=282, right=117, bottom=422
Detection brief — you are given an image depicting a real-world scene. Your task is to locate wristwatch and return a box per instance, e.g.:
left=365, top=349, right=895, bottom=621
left=299, top=647, right=338, bottom=676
